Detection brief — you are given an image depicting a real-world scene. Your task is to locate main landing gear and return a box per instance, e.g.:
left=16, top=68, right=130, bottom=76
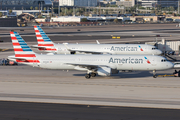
left=85, top=74, right=91, bottom=79
left=153, top=70, right=157, bottom=78
left=85, top=73, right=97, bottom=79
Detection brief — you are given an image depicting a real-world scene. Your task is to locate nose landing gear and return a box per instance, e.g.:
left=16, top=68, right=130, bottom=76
left=153, top=70, right=157, bottom=78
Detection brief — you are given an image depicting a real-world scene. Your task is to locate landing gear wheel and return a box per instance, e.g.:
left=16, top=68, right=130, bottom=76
left=91, top=73, right=96, bottom=77
left=85, top=74, right=91, bottom=79
left=153, top=70, right=157, bottom=78
left=153, top=75, right=157, bottom=78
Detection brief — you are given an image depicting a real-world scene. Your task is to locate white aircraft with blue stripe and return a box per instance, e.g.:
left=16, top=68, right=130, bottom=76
left=9, top=31, right=173, bottom=79
left=32, top=26, right=162, bottom=55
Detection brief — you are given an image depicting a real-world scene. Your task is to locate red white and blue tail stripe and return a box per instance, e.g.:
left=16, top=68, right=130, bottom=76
left=34, top=26, right=56, bottom=51
left=10, top=31, right=39, bottom=63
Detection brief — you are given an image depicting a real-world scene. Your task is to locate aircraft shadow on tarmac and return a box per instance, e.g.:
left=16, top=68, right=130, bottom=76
left=73, top=71, right=154, bottom=79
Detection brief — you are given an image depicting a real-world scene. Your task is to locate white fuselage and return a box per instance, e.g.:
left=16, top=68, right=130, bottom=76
left=51, top=44, right=162, bottom=55
left=11, top=54, right=173, bottom=72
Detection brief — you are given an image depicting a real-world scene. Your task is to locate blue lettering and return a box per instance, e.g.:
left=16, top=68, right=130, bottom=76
left=110, top=46, right=137, bottom=51
left=109, top=57, right=143, bottom=64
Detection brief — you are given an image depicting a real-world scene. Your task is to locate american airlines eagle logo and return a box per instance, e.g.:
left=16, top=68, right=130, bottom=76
left=144, top=57, right=151, bottom=64
left=138, top=45, right=143, bottom=51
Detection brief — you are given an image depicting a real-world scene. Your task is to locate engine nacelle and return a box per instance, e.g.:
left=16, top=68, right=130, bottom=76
left=97, top=67, right=119, bottom=76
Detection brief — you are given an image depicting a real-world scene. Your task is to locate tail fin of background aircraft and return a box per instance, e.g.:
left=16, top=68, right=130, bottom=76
left=10, top=31, right=39, bottom=63
left=34, top=26, right=56, bottom=51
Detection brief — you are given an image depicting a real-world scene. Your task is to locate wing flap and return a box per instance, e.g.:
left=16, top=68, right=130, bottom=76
left=65, top=63, right=108, bottom=70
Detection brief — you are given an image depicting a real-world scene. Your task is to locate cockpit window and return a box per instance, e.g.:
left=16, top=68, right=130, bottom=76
left=161, top=59, right=167, bottom=62
left=152, top=47, right=158, bottom=50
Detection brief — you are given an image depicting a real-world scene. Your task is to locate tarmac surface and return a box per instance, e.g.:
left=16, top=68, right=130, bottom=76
left=0, top=51, right=180, bottom=109
left=0, top=23, right=180, bottom=44
left=0, top=61, right=180, bottom=119
left=1, top=101, right=180, bottom=120
left=0, top=23, right=180, bottom=50
left=1, top=24, right=180, bottom=119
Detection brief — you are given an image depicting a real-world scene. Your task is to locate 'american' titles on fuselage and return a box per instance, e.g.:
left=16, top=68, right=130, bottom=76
left=109, top=57, right=143, bottom=64
left=110, top=46, right=137, bottom=51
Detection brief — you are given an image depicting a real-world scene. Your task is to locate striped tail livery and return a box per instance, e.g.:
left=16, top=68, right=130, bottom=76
left=10, top=31, right=40, bottom=64
left=34, top=26, right=57, bottom=52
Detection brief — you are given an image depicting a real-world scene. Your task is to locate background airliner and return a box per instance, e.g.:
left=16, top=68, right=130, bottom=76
left=9, top=31, right=173, bottom=78
left=33, top=26, right=162, bottom=55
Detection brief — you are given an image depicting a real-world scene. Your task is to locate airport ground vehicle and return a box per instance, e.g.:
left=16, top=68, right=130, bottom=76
left=174, top=62, right=180, bottom=68
left=8, top=31, right=173, bottom=79
left=173, top=70, right=180, bottom=77
left=1, top=59, right=7, bottom=65
left=0, top=59, right=18, bottom=65
left=164, top=18, right=173, bottom=22
left=9, top=61, right=18, bottom=65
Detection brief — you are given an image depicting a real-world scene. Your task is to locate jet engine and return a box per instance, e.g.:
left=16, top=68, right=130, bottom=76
left=97, top=67, right=119, bottom=76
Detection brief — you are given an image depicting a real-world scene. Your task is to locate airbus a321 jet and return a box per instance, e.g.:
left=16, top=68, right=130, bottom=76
left=9, top=31, right=173, bottom=79
left=32, top=26, right=162, bottom=55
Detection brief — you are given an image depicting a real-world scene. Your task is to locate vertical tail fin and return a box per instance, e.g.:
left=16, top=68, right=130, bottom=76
left=34, top=26, right=56, bottom=51
left=10, top=31, right=39, bottom=63
left=34, top=26, right=55, bottom=46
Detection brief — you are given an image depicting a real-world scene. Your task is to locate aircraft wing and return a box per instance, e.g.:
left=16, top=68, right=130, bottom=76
left=65, top=63, right=108, bottom=70
left=63, top=43, right=109, bottom=54
left=71, top=50, right=104, bottom=54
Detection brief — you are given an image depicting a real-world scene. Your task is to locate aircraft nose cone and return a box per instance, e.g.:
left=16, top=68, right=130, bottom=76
left=167, top=62, right=174, bottom=69
left=170, top=62, right=174, bottom=68
left=157, top=50, right=162, bottom=55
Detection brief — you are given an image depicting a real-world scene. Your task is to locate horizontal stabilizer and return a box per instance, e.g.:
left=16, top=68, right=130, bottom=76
left=31, top=45, right=46, bottom=48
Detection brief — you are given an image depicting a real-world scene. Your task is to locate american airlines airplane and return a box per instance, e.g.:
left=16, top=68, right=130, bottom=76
left=9, top=31, right=173, bottom=79
left=32, top=26, right=162, bottom=55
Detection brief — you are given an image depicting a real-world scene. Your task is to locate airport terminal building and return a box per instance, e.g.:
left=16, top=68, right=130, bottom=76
left=0, top=0, right=97, bottom=10
left=59, top=0, right=97, bottom=7
left=0, top=0, right=52, bottom=10
left=140, top=0, right=179, bottom=8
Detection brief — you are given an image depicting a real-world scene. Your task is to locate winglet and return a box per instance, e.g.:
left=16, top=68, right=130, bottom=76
left=96, top=40, right=100, bottom=44
left=63, top=43, right=71, bottom=51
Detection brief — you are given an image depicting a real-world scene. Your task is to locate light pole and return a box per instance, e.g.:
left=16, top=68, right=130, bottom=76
left=41, top=1, right=42, bottom=11
left=59, top=6, right=60, bottom=16
left=178, top=0, right=180, bottom=14
left=51, top=1, right=53, bottom=17
left=65, top=7, right=66, bottom=16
